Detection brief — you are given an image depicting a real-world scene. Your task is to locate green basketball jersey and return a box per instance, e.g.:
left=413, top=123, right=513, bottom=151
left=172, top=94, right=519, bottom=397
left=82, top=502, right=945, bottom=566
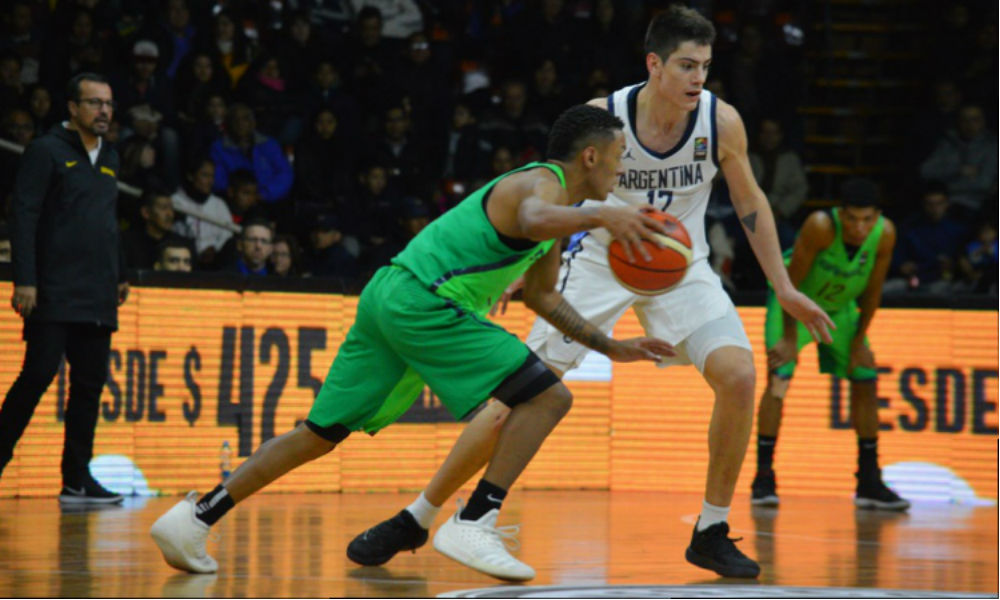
left=791, top=208, right=884, bottom=312
left=392, top=162, right=562, bottom=316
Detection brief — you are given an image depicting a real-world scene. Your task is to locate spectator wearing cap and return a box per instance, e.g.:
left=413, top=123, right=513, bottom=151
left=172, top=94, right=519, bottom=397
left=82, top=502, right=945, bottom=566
left=307, top=213, right=359, bottom=279
left=229, top=217, right=273, bottom=276
left=209, top=103, right=293, bottom=204
left=172, top=156, right=234, bottom=268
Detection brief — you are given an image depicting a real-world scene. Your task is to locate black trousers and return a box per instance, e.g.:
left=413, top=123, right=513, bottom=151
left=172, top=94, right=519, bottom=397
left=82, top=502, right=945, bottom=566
left=0, top=320, right=112, bottom=485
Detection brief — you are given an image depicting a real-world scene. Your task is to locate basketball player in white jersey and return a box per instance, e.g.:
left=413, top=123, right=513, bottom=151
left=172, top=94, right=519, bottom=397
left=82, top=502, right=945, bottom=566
left=345, top=6, right=834, bottom=580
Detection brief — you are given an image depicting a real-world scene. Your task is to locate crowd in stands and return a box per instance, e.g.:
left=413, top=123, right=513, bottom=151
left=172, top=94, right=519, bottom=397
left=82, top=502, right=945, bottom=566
left=0, top=0, right=995, bottom=296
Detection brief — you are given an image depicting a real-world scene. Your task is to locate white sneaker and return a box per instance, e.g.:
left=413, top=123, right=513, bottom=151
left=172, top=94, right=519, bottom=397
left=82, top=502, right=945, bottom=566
left=151, top=491, right=218, bottom=573
left=433, top=502, right=535, bottom=581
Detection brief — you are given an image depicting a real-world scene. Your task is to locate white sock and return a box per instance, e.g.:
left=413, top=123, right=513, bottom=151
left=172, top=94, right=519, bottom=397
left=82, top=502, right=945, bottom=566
left=405, top=492, right=440, bottom=529
left=697, top=500, right=730, bottom=531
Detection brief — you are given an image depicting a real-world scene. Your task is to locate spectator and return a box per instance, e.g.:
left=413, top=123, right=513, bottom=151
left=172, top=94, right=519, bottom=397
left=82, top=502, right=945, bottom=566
left=198, top=10, right=252, bottom=88
left=369, top=103, right=431, bottom=198
left=349, top=0, right=424, bottom=40
left=122, top=187, right=182, bottom=269
left=920, top=105, right=998, bottom=218
left=238, top=54, right=300, bottom=144
left=301, top=60, right=361, bottom=142
left=0, top=1, right=43, bottom=87
left=126, top=103, right=180, bottom=189
left=229, top=216, right=273, bottom=276
left=0, top=52, right=23, bottom=116
left=118, top=135, right=158, bottom=189
left=2, top=72, right=126, bottom=503
left=0, top=108, right=34, bottom=205
left=306, top=213, right=359, bottom=279
left=529, top=57, right=569, bottom=126
left=209, top=103, right=293, bottom=204
left=224, top=168, right=263, bottom=225
left=905, top=80, right=963, bottom=170
left=111, top=40, right=175, bottom=124
left=350, top=161, right=402, bottom=250
left=294, top=108, right=354, bottom=210
left=153, top=237, right=194, bottom=272
left=479, top=79, right=548, bottom=161
left=270, top=233, right=303, bottom=278
left=749, top=118, right=807, bottom=248
left=174, top=52, right=229, bottom=129
left=885, top=182, right=968, bottom=294
left=582, top=0, right=637, bottom=87
left=360, top=195, right=430, bottom=276
left=39, top=8, right=107, bottom=92
left=141, top=0, right=198, bottom=81
left=392, top=31, right=451, bottom=139
left=0, top=223, right=10, bottom=263
left=171, top=157, right=234, bottom=268
left=25, top=84, right=54, bottom=135
left=437, top=100, right=490, bottom=184
left=180, top=90, right=227, bottom=158
left=345, top=6, right=395, bottom=124
left=956, top=219, right=998, bottom=295
left=276, top=12, right=331, bottom=93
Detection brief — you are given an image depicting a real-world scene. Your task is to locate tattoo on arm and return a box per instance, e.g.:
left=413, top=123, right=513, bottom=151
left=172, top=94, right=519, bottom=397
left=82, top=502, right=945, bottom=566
left=741, top=211, right=758, bottom=233
left=545, top=299, right=610, bottom=353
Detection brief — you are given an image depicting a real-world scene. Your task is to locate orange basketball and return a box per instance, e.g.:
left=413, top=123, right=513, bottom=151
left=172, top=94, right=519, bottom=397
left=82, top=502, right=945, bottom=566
left=607, top=210, right=692, bottom=296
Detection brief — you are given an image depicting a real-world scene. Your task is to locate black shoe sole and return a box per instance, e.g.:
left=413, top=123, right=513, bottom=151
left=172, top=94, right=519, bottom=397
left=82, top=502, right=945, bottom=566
left=685, top=546, right=761, bottom=578
left=346, top=535, right=428, bottom=566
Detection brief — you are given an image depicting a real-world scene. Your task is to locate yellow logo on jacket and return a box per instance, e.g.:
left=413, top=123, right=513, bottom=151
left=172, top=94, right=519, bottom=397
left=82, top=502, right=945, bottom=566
left=65, top=160, right=77, bottom=167
left=100, top=166, right=116, bottom=177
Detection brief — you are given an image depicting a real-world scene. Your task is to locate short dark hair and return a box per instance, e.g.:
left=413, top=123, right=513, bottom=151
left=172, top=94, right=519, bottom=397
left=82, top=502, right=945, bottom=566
left=546, top=104, right=624, bottom=161
left=922, top=180, right=949, bottom=198
left=358, top=6, right=382, bottom=22
left=66, top=72, right=109, bottom=103
left=241, top=217, right=273, bottom=240
left=156, top=237, right=193, bottom=263
left=840, top=178, right=881, bottom=209
left=645, top=6, right=716, bottom=60
left=228, top=169, right=257, bottom=190
left=140, top=185, right=173, bottom=210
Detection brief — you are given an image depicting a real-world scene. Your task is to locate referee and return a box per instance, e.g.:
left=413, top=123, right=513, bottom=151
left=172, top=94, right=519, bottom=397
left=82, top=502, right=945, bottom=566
left=0, top=73, right=128, bottom=504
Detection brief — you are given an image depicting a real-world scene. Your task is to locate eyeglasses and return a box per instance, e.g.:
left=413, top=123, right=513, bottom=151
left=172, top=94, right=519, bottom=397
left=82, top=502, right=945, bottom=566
left=77, top=98, right=117, bottom=110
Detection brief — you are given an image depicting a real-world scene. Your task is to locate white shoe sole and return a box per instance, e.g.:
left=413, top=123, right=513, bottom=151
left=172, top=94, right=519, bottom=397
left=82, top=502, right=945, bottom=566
left=151, top=511, right=218, bottom=574
left=751, top=495, right=779, bottom=507
left=433, top=525, right=535, bottom=581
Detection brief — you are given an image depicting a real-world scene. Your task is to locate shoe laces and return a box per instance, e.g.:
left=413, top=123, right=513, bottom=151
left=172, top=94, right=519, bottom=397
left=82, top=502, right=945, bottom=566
left=454, top=499, right=523, bottom=552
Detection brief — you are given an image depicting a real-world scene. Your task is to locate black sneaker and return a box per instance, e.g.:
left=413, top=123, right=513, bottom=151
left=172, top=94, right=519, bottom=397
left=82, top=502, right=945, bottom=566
left=58, top=478, right=123, bottom=505
left=685, top=520, right=760, bottom=578
left=750, top=470, right=779, bottom=507
left=347, top=509, right=428, bottom=566
left=855, top=471, right=910, bottom=511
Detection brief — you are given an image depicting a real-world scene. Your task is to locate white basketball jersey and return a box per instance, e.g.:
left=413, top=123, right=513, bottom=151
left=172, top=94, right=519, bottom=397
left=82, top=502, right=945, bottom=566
left=582, top=84, right=719, bottom=264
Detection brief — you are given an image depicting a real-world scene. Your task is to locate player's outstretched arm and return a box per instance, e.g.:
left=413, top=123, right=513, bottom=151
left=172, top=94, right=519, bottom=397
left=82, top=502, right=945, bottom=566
left=520, top=244, right=674, bottom=362
left=717, top=101, right=835, bottom=343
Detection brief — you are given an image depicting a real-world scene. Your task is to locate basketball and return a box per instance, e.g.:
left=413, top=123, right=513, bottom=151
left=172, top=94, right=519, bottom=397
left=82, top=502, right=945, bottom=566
left=607, top=211, right=692, bottom=296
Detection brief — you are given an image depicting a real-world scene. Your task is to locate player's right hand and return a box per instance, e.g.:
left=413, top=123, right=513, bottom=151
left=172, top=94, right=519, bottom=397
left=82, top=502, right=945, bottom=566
left=776, top=288, right=835, bottom=344
left=767, top=337, right=798, bottom=371
left=488, top=276, right=524, bottom=316
left=11, top=285, right=37, bottom=318
left=606, top=336, right=676, bottom=363
left=598, top=206, right=671, bottom=263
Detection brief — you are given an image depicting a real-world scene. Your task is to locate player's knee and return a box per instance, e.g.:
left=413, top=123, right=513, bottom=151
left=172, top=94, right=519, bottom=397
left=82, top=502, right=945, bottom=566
left=713, top=362, right=756, bottom=402
left=536, top=382, right=573, bottom=421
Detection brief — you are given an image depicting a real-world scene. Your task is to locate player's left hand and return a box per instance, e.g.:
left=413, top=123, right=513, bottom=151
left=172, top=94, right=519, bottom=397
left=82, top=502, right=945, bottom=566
left=606, top=337, right=676, bottom=363
left=489, top=276, right=524, bottom=316
left=776, top=288, right=835, bottom=344
left=849, top=338, right=875, bottom=371
left=118, top=282, right=129, bottom=306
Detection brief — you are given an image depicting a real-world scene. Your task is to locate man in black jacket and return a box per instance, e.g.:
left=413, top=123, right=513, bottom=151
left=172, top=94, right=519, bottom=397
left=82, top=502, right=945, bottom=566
left=0, top=72, right=128, bottom=504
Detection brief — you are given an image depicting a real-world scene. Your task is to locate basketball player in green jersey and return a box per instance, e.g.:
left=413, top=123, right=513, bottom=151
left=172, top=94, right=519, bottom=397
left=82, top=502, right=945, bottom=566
left=751, top=178, right=909, bottom=511
left=149, top=105, right=676, bottom=575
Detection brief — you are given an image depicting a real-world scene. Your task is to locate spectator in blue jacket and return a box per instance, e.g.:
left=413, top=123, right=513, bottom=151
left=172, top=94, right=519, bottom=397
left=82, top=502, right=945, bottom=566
left=209, top=103, right=293, bottom=203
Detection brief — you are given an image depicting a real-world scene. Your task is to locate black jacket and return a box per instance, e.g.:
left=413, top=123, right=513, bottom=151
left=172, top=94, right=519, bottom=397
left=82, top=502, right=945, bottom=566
left=10, top=124, right=123, bottom=329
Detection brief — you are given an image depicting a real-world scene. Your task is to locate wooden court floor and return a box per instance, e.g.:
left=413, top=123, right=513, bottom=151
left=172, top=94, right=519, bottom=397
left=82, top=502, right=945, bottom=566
left=0, top=490, right=995, bottom=597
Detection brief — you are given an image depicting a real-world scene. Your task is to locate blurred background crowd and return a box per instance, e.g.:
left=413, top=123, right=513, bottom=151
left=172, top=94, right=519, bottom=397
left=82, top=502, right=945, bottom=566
left=0, top=0, right=995, bottom=296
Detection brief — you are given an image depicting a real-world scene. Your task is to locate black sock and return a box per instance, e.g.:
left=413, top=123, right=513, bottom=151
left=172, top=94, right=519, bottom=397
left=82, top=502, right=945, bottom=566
left=757, top=435, right=777, bottom=472
left=195, top=484, right=235, bottom=526
left=460, top=479, right=507, bottom=521
left=858, top=437, right=879, bottom=476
